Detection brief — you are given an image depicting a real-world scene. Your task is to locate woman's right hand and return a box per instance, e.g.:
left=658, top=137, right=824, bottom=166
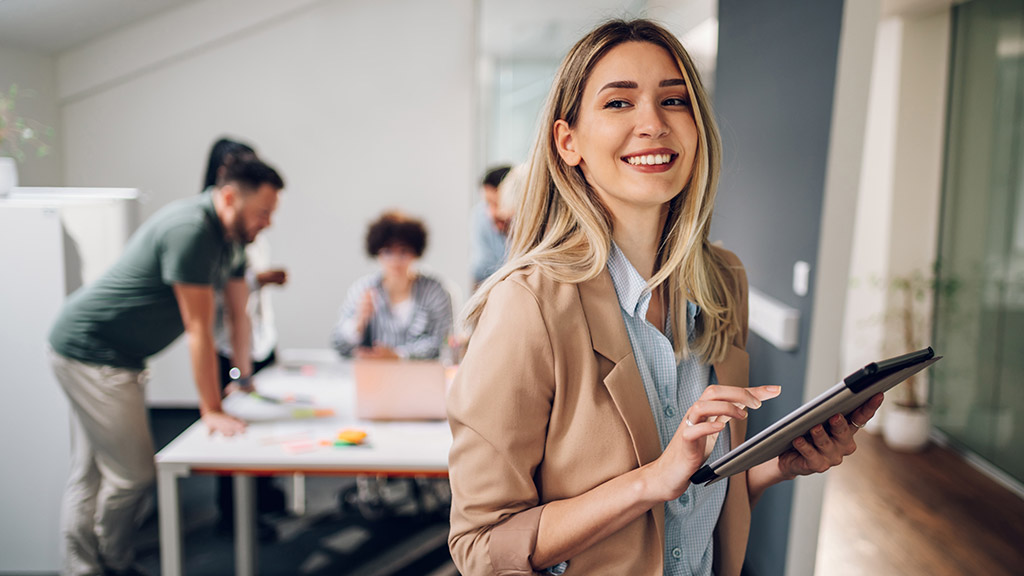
left=356, top=289, right=375, bottom=332
left=643, top=384, right=781, bottom=502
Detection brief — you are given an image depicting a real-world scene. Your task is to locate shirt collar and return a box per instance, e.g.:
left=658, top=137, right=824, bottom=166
left=607, top=241, right=651, bottom=319
left=607, top=241, right=701, bottom=336
left=200, top=190, right=228, bottom=241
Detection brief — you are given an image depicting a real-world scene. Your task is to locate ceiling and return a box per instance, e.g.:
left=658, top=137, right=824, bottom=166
left=479, top=0, right=647, bottom=60
left=0, top=0, right=195, bottom=54
left=0, top=0, right=968, bottom=57
left=0, top=0, right=715, bottom=59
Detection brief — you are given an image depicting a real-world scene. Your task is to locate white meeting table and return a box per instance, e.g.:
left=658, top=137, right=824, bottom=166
left=155, top=350, right=452, bottom=576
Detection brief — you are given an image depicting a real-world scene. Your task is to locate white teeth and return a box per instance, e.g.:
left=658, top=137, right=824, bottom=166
left=626, top=154, right=671, bottom=166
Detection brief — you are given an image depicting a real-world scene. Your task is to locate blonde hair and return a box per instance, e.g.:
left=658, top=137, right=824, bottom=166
left=465, top=19, right=739, bottom=364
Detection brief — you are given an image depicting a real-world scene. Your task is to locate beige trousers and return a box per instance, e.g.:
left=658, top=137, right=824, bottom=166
left=49, top=348, right=154, bottom=576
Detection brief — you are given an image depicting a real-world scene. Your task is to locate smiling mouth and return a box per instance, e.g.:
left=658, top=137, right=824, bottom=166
left=623, top=153, right=676, bottom=166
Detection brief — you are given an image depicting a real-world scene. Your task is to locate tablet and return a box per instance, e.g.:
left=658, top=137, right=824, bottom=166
left=690, top=347, right=941, bottom=486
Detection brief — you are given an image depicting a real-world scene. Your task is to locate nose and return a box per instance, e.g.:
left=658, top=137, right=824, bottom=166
left=636, top=103, right=669, bottom=139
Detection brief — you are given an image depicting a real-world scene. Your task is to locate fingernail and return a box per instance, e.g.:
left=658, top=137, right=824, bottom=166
left=766, top=386, right=781, bottom=393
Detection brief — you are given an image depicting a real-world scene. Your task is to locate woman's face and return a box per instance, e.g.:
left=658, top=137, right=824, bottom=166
left=554, top=41, right=698, bottom=223
left=377, top=243, right=417, bottom=278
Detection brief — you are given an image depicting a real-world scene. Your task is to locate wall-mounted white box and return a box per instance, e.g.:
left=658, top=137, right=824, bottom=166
left=748, top=286, right=801, bottom=352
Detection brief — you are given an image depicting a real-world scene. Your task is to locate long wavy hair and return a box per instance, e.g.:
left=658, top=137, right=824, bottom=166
left=465, top=19, right=739, bottom=364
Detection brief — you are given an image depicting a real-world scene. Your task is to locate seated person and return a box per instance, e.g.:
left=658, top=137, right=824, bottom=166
left=331, top=211, right=453, bottom=360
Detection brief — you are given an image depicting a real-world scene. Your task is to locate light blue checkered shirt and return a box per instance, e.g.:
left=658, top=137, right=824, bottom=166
left=607, top=242, right=729, bottom=576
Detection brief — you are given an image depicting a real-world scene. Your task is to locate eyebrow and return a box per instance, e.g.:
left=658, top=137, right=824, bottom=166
left=598, top=79, right=688, bottom=92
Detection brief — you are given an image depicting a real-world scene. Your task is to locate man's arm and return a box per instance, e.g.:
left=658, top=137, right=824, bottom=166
left=174, top=283, right=246, bottom=436
left=223, top=277, right=253, bottom=386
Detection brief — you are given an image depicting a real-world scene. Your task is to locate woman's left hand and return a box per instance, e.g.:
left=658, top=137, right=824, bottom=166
left=356, top=345, right=399, bottom=360
left=777, top=392, right=884, bottom=479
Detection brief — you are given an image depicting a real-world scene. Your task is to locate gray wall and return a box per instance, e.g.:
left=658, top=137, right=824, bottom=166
left=712, top=0, right=845, bottom=574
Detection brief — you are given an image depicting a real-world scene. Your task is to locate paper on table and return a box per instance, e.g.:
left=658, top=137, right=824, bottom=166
left=221, top=390, right=334, bottom=422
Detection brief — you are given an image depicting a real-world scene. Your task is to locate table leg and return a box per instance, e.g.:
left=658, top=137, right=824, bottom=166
left=233, top=473, right=256, bottom=576
left=157, top=465, right=184, bottom=576
left=291, top=473, right=306, bottom=516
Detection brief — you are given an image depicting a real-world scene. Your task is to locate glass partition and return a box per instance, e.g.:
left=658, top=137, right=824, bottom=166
left=933, top=0, right=1024, bottom=483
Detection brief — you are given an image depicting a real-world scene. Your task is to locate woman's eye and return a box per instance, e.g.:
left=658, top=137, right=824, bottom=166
left=603, top=99, right=631, bottom=109
left=663, top=97, right=691, bottom=107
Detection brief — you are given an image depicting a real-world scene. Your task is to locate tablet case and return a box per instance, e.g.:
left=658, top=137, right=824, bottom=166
left=690, top=347, right=940, bottom=486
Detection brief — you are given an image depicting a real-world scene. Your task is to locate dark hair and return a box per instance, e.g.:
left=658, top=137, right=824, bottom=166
left=220, top=156, right=285, bottom=193
left=482, top=165, right=512, bottom=189
left=365, top=211, right=428, bottom=257
left=203, top=137, right=256, bottom=190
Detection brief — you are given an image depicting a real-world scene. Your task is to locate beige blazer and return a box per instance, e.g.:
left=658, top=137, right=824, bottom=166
left=448, top=247, right=752, bottom=576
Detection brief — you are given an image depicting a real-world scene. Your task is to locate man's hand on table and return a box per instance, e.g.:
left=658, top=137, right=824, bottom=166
left=202, top=410, right=247, bottom=436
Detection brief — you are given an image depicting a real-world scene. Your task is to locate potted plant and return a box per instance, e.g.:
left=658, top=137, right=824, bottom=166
left=0, top=83, right=53, bottom=195
left=878, top=265, right=960, bottom=452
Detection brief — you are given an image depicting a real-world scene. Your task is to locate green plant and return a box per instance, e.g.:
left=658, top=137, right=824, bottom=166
left=882, top=264, right=960, bottom=408
left=0, top=84, right=53, bottom=162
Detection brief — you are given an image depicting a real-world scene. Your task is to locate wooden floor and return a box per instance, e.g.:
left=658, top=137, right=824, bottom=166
left=816, top=432, right=1024, bottom=576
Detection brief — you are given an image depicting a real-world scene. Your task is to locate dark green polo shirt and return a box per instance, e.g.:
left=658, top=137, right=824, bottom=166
left=49, top=193, right=245, bottom=369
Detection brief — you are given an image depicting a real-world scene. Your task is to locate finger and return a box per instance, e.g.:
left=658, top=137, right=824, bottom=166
left=688, top=400, right=749, bottom=423
left=808, top=424, right=838, bottom=457
left=748, top=385, right=782, bottom=403
left=827, top=414, right=858, bottom=455
left=792, top=436, right=829, bottom=473
left=849, top=393, right=884, bottom=429
left=680, top=420, right=726, bottom=441
left=828, top=413, right=853, bottom=437
left=701, top=384, right=779, bottom=410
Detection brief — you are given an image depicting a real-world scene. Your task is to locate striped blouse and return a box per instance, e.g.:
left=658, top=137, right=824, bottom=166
left=330, top=272, right=453, bottom=360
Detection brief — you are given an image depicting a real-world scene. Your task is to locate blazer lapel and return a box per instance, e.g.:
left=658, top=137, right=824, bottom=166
left=577, top=269, right=662, bottom=468
left=713, top=344, right=751, bottom=448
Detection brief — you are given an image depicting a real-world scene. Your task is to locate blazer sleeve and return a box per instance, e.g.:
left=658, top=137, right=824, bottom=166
left=713, top=246, right=749, bottom=349
left=711, top=246, right=754, bottom=576
left=447, top=277, right=556, bottom=575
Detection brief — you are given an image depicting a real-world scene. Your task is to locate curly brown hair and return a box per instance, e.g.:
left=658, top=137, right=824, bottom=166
left=365, top=211, right=428, bottom=257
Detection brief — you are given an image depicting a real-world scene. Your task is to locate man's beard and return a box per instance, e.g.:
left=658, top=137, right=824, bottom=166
left=234, top=219, right=255, bottom=245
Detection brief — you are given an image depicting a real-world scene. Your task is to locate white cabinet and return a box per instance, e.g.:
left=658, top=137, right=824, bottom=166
left=0, top=188, right=139, bottom=573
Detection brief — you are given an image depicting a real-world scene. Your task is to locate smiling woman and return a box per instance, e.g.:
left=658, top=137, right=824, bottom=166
left=447, top=18, right=882, bottom=576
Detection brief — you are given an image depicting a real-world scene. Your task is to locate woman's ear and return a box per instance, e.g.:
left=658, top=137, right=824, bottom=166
left=553, top=119, right=581, bottom=166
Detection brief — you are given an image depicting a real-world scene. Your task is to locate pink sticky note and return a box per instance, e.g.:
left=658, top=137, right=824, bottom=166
left=282, top=439, right=317, bottom=454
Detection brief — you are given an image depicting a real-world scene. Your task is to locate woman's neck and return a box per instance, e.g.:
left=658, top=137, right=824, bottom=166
left=610, top=205, right=668, bottom=280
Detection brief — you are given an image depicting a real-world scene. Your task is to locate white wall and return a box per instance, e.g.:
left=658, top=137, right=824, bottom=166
left=56, top=0, right=477, bottom=403
left=0, top=46, right=63, bottom=186
left=840, top=8, right=950, bottom=401
left=841, top=19, right=902, bottom=376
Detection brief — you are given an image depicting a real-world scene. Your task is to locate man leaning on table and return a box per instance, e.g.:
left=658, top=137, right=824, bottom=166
left=47, top=156, right=285, bottom=576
